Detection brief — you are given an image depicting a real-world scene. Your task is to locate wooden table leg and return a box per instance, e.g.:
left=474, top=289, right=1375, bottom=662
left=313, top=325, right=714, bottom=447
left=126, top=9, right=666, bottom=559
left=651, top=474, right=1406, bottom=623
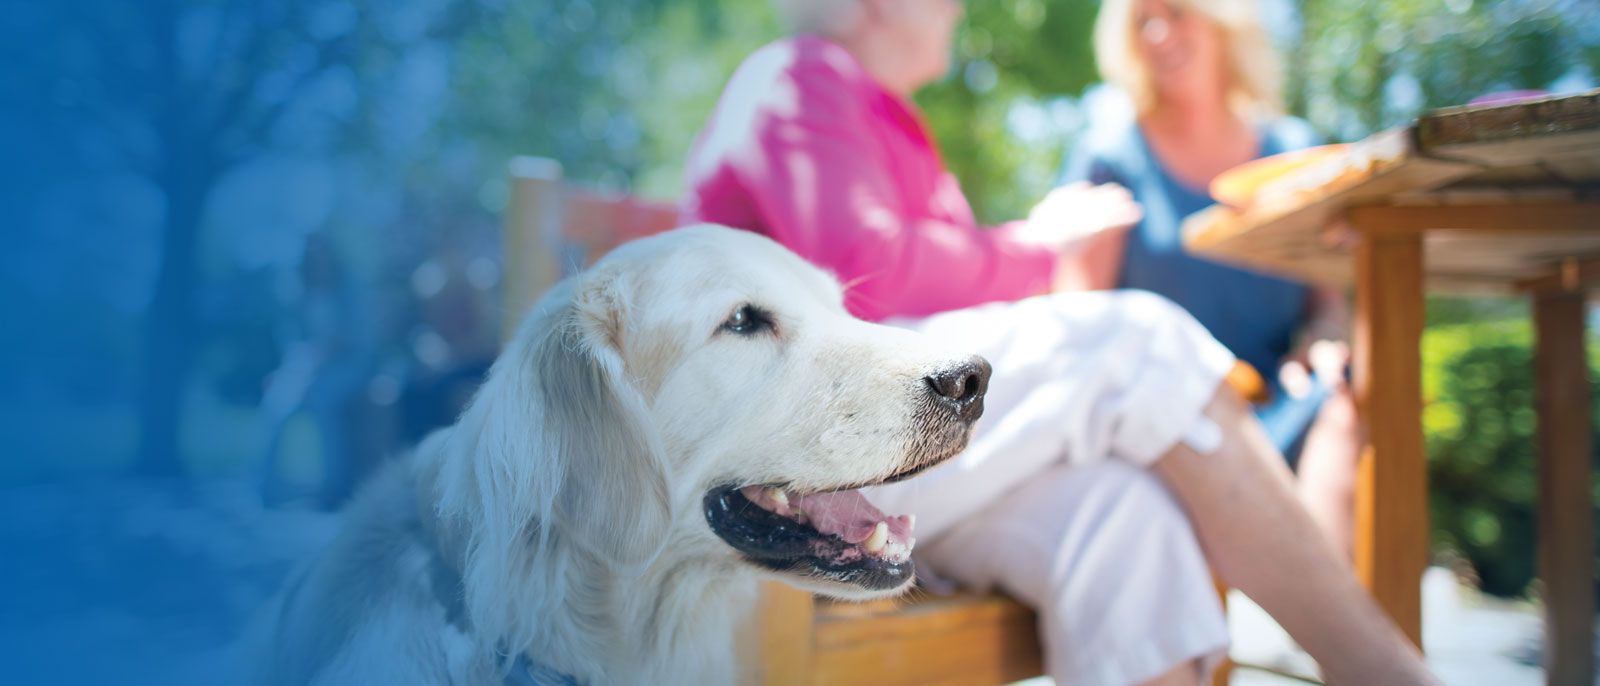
left=1352, top=232, right=1428, bottom=648
left=1532, top=290, right=1595, bottom=686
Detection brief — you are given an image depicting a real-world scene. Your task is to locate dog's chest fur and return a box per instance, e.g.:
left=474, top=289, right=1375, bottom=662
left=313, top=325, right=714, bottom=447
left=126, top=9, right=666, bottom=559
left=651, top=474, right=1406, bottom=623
left=252, top=459, right=759, bottom=686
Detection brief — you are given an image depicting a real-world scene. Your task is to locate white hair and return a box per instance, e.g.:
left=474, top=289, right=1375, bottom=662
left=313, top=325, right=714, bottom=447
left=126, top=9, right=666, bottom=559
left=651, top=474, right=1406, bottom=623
left=772, top=0, right=864, bottom=36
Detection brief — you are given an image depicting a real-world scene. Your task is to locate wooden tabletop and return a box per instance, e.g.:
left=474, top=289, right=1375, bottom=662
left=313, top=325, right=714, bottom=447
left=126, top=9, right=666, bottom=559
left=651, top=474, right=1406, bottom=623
left=1184, top=89, right=1600, bottom=294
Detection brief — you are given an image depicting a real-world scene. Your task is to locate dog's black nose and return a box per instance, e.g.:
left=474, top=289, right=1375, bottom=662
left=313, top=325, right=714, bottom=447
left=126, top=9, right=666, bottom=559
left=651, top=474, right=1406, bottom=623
left=924, top=355, right=991, bottom=422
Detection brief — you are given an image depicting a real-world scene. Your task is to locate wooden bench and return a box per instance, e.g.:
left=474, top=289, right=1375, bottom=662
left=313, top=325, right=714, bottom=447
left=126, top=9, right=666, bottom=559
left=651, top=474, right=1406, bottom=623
left=501, top=156, right=1243, bottom=685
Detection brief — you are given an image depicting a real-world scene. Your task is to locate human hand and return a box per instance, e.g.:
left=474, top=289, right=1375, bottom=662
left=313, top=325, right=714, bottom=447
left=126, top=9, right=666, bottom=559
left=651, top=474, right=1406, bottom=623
left=1015, top=182, right=1143, bottom=251
left=1279, top=337, right=1350, bottom=399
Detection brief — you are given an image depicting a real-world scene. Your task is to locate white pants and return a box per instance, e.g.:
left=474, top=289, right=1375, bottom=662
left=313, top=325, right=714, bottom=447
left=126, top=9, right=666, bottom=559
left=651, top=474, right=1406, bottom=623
left=864, top=290, right=1234, bottom=685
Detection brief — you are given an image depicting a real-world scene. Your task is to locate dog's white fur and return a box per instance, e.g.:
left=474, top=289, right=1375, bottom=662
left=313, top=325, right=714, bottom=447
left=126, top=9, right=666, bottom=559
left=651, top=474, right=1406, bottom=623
left=245, top=226, right=979, bottom=685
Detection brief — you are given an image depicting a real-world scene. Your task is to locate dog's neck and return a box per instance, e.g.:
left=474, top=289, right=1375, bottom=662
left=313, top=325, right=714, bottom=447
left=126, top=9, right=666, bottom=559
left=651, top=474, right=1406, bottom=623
left=414, top=457, right=756, bottom=685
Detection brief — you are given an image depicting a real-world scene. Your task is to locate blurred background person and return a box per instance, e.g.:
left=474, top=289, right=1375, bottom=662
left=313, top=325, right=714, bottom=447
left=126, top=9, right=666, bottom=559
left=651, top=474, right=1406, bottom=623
left=1062, top=0, right=1361, bottom=558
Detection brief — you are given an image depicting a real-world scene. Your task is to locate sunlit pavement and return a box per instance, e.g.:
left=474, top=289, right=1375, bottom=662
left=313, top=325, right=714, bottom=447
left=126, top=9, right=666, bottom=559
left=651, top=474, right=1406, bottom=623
left=1014, top=566, right=1566, bottom=685
left=1227, top=566, right=1555, bottom=685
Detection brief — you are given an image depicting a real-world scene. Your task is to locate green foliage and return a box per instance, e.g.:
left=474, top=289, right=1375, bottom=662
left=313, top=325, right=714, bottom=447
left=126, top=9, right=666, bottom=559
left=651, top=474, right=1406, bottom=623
left=1292, top=0, right=1596, bottom=138
left=917, top=0, right=1101, bottom=222
left=1423, top=311, right=1600, bottom=597
left=447, top=0, right=676, bottom=186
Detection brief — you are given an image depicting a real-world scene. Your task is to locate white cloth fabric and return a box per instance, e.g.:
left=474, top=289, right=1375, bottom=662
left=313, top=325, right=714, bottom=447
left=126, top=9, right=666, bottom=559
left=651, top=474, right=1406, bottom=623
left=864, top=290, right=1235, bottom=685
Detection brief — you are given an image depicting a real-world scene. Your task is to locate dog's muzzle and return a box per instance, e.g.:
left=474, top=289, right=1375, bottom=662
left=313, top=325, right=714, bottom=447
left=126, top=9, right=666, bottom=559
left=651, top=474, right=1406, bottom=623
left=703, top=354, right=992, bottom=595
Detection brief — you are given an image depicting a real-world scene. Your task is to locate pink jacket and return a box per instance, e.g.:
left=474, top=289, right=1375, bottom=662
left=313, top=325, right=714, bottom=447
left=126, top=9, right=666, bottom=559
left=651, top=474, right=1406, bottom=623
left=682, top=36, right=1056, bottom=321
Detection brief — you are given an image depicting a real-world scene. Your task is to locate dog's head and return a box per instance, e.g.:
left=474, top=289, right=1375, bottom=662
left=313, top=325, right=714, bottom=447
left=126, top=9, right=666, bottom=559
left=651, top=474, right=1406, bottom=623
left=454, top=224, right=987, bottom=604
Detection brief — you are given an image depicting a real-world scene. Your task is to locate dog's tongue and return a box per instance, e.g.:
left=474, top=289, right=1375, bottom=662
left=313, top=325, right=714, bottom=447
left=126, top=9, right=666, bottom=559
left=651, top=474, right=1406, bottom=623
left=794, top=490, right=913, bottom=545
left=740, top=486, right=914, bottom=550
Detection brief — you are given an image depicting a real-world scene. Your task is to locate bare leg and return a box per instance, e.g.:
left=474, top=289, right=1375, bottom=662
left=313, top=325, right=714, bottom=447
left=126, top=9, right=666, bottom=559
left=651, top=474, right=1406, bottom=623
left=1293, top=383, right=1361, bottom=561
left=1152, top=386, right=1435, bottom=686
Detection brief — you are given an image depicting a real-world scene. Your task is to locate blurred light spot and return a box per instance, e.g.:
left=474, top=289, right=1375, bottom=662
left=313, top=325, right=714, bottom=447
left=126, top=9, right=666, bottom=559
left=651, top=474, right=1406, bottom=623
left=580, top=105, right=611, bottom=141
left=1014, top=0, right=1046, bottom=30
left=1375, top=24, right=1404, bottom=55
left=962, top=28, right=993, bottom=60
left=606, top=113, right=640, bottom=152
left=478, top=177, right=509, bottom=213
left=367, top=374, right=401, bottom=406
left=1444, top=0, right=1472, bottom=15
left=1005, top=97, right=1073, bottom=144
left=964, top=60, right=999, bottom=94
left=413, top=329, right=451, bottom=369
left=564, top=0, right=596, bottom=33
left=1466, top=510, right=1501, bottom=547
left=609, top=47, right=647, bottom=99
left=595, top=169, right=628, bottom=192
left=466, top=257, right=500, bottom=291
left=1383, top=73, right=1423, bottom=118
left=411, top=260, right=447, bottom=298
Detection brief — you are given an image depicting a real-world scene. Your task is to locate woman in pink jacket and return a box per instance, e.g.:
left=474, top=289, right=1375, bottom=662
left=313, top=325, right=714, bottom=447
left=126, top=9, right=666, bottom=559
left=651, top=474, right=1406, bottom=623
left=683, top=1, right=1433, bottom=684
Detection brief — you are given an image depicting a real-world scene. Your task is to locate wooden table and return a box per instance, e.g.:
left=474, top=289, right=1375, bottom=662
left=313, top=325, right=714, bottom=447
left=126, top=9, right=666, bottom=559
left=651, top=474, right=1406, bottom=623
left=1184, top=90, right=1600, bottom=685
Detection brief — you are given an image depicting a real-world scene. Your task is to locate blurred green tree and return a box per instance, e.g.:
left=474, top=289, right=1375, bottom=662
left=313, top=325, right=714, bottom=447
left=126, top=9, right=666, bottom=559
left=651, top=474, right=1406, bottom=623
left=1422, top=313, right=1600, bottom=597
left=19, top=0, right=480, bottom=476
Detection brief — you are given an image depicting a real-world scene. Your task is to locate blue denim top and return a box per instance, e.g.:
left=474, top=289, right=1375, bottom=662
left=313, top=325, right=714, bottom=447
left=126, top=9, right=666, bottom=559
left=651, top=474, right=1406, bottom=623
left=1060, top=115, right=1320, bottom=376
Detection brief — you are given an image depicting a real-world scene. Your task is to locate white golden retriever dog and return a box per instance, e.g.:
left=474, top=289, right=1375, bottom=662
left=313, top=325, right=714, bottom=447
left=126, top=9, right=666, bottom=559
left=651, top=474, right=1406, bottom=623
left=248, top=225, right=990, bottom=685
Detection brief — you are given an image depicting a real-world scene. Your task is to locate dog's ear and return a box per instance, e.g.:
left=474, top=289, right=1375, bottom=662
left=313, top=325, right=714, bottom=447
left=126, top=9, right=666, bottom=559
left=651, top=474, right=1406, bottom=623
left=528, top=268, right=673, bottom=565
left=439, top=268, right=671, bottom=650
left=431, top=271, right=672, bottom=654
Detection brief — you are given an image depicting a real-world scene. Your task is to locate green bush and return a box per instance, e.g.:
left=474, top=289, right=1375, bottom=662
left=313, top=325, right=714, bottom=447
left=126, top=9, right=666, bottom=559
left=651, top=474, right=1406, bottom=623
left=1423, top=316, right=1600, bottom=597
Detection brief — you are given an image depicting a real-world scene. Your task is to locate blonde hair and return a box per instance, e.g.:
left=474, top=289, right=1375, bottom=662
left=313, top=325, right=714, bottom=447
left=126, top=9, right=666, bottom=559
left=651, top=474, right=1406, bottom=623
left=1094, top=0, right=1283, bottom=117
left=771, top=0, right=864, bottom=37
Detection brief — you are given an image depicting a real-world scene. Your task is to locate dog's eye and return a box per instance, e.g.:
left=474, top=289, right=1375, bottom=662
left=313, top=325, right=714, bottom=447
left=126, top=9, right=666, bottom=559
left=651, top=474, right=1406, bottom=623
left=721, top=304, right=773, bottom=336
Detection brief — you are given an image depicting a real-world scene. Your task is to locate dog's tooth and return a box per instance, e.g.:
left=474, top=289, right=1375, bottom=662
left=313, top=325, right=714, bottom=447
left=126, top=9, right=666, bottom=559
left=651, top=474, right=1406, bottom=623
left=864, top=522, right=889, bottom=554
left=766, top=487, right=788, bottom=508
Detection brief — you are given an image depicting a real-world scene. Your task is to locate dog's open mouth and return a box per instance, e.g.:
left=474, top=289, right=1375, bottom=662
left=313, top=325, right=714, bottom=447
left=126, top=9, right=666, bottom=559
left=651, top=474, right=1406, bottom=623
left=703, top=480, right=921, bottom=592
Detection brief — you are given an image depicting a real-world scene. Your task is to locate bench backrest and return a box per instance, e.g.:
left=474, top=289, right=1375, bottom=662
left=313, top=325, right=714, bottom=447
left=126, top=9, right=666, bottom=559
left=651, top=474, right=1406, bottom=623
left=500, top=156, right=680, bottom=340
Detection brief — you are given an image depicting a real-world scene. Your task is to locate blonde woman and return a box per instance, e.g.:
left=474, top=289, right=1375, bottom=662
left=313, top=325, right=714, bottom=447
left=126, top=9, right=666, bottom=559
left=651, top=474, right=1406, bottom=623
left=684, top=1, right=1432, bottom=683
left=1064, top=0, right=1361, bottom=557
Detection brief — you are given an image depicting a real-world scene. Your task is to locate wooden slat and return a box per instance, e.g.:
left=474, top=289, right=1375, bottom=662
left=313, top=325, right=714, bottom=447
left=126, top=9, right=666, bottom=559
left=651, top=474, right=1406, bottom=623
left=1517, top=257, right=1600, bottom=293
left=1182, top=148, right=1478, bottom=287
left=1189, top=200, right=1600, bottom=295
left=812, top=593, right=1041, bottom=686
left=1347, top=202, right=1600, bottom=235
left=1352, top=231, right=1428, bottom=648
left=1185, top=91, right=1600, bottom=295
left=564, top=189, right=679, bottom=262
left=1417, top=89, right=1600, bottom=161
left=814, top=593, right=1034, bottom=646
left=1532, top=291, right=1596, bottom=686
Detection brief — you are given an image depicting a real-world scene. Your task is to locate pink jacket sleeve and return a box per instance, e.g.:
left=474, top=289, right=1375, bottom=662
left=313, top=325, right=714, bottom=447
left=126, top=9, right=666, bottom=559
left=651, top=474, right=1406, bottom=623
left=738, top=74, right=1057, bottom=321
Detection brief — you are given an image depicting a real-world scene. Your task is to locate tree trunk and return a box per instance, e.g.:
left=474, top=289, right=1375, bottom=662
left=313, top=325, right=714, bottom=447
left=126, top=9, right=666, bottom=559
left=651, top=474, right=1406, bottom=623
left=133, top=166, right=209, bottom=477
